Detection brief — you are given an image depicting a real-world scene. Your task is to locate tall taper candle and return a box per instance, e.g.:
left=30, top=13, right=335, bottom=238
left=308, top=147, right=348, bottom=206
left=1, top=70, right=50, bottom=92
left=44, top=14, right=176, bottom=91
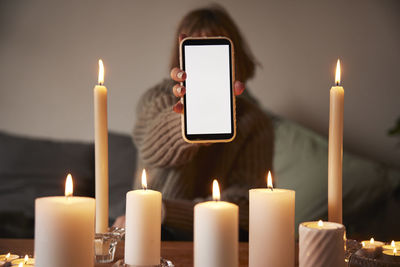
left=94, top=59, right=109, bottom=233
left=328, top=59, right=344, bottom=224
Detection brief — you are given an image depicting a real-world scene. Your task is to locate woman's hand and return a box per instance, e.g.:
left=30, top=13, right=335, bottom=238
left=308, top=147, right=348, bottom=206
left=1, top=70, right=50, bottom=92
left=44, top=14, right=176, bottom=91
left=170, top=34, right=246, bottom=114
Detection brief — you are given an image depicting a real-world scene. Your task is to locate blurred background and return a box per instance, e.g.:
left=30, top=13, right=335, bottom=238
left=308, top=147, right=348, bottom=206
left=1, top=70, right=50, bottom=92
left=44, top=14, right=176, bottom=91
left=0, top=0, right=399, bottom=167
left=0, top=0, right=399, bottom=240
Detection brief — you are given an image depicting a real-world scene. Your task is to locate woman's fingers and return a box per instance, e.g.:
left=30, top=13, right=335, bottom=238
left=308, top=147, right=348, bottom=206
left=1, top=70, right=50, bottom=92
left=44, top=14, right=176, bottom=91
left=173, top=101, right=184, bottom=114
left=170, top=67, right=186, bottom=82
left=234, top=80, right=245, bottom=96
left=173, top=83, right=186, bottom=97
left=179, top=33, right=188, bottom=43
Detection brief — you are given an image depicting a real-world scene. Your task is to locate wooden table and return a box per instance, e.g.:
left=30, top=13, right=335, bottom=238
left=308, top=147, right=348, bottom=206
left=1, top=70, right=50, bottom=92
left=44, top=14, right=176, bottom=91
left=0, top=239, right=299, bottom=266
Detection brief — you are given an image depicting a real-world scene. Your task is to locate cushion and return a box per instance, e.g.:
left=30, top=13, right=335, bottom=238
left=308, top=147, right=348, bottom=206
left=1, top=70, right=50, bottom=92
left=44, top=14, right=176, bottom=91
left=0, top=131, right=137, bottom=238
left=108, top=132, right=137, bottom=220
left=273, top=118, right=400, bottom=239
left=0, top=131, right=94, bottom=238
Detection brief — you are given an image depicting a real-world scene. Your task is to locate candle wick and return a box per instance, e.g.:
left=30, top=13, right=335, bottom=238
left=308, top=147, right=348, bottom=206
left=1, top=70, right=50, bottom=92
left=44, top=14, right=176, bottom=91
left=336, top=81, right=340, bottom=86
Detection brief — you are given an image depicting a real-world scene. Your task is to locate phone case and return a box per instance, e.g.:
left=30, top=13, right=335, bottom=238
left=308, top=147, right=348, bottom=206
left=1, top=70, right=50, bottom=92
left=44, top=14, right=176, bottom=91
left=179, top=36, right=237, bottom=144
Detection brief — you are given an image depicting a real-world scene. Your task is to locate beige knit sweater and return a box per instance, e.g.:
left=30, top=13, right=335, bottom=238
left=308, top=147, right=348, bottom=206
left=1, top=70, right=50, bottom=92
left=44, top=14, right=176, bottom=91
left=132, top=79, right=273, bottom=233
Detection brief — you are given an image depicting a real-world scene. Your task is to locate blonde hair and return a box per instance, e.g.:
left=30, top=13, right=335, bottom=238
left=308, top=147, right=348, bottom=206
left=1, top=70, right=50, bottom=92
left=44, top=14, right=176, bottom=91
left=170, top=4, right=257, bottom=82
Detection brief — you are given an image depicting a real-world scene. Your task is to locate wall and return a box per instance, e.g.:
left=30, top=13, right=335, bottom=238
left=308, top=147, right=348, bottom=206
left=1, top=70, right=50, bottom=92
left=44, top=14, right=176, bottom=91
left=0, top=0, right=399, bottom=167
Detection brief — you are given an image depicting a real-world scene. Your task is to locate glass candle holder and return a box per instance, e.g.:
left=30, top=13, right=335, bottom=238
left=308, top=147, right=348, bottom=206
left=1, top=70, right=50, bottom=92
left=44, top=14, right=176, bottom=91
left=112, top=258, right=174, bottom=267
left=95, top=227, right=125, bottom=263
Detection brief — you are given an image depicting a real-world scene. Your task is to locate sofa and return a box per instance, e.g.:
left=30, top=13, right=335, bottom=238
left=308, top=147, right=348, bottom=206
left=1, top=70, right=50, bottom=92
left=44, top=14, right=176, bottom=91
left=0, top=114, right=399, bottom=240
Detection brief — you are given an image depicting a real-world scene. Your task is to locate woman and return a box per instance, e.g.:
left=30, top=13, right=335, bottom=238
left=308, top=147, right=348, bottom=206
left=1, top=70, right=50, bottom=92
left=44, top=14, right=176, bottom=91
left=115, top=4, right=273, bottom=239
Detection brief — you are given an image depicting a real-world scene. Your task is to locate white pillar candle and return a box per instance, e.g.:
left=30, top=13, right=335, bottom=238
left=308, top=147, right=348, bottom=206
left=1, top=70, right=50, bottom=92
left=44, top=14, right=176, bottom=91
left=299, top=220, right=345, bottom=267
left=94, top=59, right=109, bottom=234
left=125, top=169, right=162, bottom=266
left=35, top=174, right=95, bottom=267
left=328, top=59, right=344, bottom=224
left=249, top=171, right=295, bottom=267
left=194, top=180, right=238, bottom=267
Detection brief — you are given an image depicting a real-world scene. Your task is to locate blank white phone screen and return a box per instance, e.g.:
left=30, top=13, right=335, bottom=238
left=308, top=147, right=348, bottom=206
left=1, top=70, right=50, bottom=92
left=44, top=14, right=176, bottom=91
left=184, top=45, right=231, bottom=135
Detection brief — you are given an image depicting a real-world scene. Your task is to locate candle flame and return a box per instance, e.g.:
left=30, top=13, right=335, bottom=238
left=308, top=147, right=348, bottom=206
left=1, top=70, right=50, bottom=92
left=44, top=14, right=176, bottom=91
left=370, top=237, right=375, bottom=244
left=141, top=169, right=147, bottom=190
left=98, top=59, right=104, bottom=85
left=65, top=174, right=73, bottom=197
left=335, top=59, right=341, bottom=85
left=392, top=240, right=396, bottom=248
left=362, top=241, right=365, bottom=247
left=395, top=248, right=397, bottom=256
left=5, top=252, right=10, bottom=260
left=24, top=255, right=28, bottom=264
left=18, top=263, right=23, bottom=267
left=318, top=220, right=323, bottom=227
left=212, top=179, right=220, bottom=201
left=267, top=171, right=273, bottom=190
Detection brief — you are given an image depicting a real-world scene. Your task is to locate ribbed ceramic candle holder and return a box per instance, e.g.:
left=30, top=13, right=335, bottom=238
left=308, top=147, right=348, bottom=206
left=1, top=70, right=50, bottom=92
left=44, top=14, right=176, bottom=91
left=299, top=221, right=346, bottom=267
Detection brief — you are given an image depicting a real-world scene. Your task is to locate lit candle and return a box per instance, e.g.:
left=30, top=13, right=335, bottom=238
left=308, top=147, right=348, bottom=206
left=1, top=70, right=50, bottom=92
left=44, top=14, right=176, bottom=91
left=299, top=220, right=346, bottom=267
left=382, top=247, right=400, bottom=263
left=34, top=174, right=95, bottom=267
left=383, top=240, right=400, bottom=251
left=94, top=59, right=109, bottom=234
left=249, top=171, right=295, bottom=267
left=328, top=59, right=344, bottom=223
left=357, top=237, right=384, bottom=258
left=0, top=253, right=19, bottom=262
left=125, top=169, right=162, bottom=266
left=328, top=59, right=344, bottom=224
left=194, top=179, right=238, bottom=267
left=10, top=255, right=34, bottom=266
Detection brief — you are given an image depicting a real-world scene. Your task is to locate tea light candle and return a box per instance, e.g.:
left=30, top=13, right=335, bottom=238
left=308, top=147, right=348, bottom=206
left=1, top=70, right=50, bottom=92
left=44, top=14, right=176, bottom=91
left=299, top=220, right=346, bottom=267
left=358, top=237, right=384, bottom=258
left=249, top=171, right=295, bottom=267
left=35, top=174, right=95, bottom=267
left=382, top=248, right=400, bottom=263
left=125, top=169, right=162, bottom=266
left=0, top=253, right=19, bottom=262
left=361, top=237, right=385, bottom=248
left=383, top=240, right=400, bottom=251
left=11, top=255, right=34, bottom=266
left=194, top=179, right=238, bottom=267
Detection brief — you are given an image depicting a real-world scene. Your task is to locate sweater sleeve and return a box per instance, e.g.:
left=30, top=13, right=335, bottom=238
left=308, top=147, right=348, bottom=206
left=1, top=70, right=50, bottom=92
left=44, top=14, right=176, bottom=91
left=222, top=102, right=274, bottom=231
left=162, top=101, right=274, bottom=233
left=132, top=80, right=199, bottom=168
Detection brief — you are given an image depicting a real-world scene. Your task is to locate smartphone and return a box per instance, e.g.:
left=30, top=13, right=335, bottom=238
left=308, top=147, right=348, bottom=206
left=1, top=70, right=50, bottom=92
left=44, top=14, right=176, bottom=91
left=180, top=37, right=236, bottom=143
